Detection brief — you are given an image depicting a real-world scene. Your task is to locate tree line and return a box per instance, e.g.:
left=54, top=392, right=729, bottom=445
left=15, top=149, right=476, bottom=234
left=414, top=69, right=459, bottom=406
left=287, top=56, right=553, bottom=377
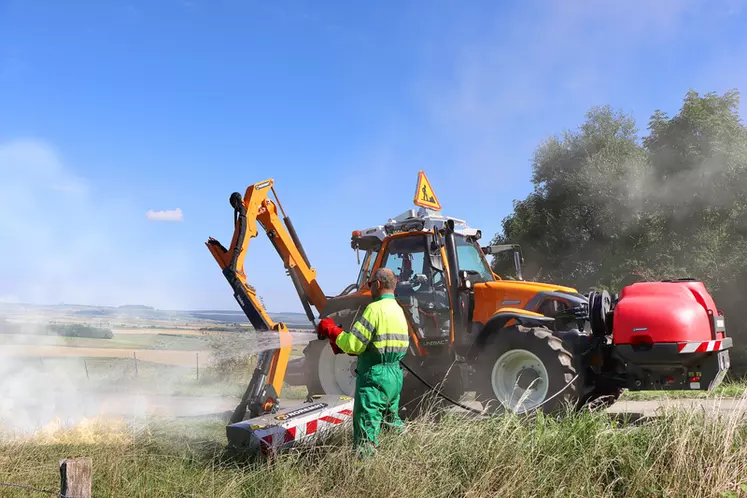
left=490, top=89, right=747, bottom=375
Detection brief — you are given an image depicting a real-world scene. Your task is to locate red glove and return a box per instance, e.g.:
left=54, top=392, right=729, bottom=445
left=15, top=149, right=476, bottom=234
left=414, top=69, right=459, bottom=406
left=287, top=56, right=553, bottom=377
left=316, top=317, right=337, bottom=338
left=317, top=318, right=346, bottom=355
left=327, top=323, right=344, bottom=343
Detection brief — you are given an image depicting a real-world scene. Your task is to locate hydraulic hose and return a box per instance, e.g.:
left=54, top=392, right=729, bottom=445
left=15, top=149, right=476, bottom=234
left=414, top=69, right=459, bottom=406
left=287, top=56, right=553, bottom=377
left=399, top=360, right=484, bottom=415
left=399, top=359, right=579, bottom=416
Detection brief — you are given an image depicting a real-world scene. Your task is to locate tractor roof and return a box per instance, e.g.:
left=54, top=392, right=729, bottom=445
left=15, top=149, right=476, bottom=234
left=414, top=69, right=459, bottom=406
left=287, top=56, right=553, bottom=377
left=351, top=207, right=481, bottom=250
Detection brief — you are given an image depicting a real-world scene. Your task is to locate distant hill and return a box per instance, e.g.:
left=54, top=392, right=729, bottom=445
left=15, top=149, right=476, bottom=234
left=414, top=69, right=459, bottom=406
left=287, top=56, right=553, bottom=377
left=189, top=311, right=314, bottom=329
left=0, top=302, right=314, bottom=330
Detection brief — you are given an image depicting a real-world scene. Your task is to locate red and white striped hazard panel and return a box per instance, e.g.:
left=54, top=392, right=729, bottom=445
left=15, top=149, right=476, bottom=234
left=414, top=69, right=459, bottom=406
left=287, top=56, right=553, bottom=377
left=257, top=406, right=354, bottom=454
left=677, top=340, right=727, bottom=354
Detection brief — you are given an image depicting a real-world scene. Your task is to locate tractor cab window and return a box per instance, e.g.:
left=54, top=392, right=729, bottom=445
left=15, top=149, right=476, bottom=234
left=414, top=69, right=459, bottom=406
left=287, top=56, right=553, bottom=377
left=355, top=249, right=379, bottom=289
left=379, top=235, right=450, bottom=340
left=455, top=235, right=494, bottom=282
left=381, top=236, right=427, bottom=285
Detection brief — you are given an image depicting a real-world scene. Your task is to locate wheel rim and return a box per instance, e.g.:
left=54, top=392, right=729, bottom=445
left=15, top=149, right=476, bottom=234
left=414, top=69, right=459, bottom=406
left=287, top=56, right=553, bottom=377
left=490, top=349, right=549, bottom=412
left=317, top=341, right=356, bottom=396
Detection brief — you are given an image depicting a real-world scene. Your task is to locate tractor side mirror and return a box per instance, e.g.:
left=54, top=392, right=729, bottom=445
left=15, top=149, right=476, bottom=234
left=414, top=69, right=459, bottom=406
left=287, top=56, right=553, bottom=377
left=482, top=244, right=525, bottom=281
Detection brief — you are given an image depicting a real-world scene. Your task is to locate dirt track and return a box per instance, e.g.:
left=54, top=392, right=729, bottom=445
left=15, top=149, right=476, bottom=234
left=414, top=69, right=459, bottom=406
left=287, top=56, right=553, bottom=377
left=606, top=398, right=747, bottom=418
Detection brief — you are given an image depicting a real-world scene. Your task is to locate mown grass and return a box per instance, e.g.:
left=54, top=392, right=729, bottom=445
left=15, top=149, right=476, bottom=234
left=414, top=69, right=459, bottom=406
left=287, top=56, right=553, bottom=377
left=1, top=399, right=747, bottom=498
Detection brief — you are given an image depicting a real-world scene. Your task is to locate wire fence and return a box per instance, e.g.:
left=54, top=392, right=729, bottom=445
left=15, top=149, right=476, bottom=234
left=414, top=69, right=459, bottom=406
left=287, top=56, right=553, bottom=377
left=0, top=481, right=62, bottom=496
left=31, top=351, right=203, bottom=382
left=0, top=457, right=93, bottom=497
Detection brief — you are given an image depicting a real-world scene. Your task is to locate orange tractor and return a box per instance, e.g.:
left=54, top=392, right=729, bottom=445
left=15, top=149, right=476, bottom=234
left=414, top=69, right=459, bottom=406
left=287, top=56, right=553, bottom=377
left=207, top=172, right=732, bottom=453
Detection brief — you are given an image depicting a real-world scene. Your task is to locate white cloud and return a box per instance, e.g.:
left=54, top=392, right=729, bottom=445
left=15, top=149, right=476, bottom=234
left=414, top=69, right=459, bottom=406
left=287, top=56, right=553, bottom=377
left=0, top=138, right=197, bottom=309
left=145, top=207, right=183, bottom=222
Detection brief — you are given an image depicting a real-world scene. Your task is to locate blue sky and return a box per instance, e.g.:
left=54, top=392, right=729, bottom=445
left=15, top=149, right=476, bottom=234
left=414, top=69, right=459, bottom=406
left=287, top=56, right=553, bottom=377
left=1, top=0, right=746, bottom=313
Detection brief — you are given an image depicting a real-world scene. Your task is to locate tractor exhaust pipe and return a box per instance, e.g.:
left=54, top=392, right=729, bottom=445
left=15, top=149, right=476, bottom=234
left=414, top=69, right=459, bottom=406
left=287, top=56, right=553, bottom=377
left=284, top=216, right=311, bottom=268
left=444, top=219, right=463, bottom=333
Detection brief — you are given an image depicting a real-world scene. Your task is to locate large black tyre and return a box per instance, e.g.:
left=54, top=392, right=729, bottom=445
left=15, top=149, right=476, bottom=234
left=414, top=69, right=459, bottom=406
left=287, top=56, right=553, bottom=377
left=474, top=325, right=580, bottom=414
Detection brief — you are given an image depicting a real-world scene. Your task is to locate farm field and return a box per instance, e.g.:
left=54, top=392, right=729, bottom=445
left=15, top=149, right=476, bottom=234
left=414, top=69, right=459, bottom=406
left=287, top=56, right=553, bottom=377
left=0, top=332, right=205, bottom=350
left=0, top=344, right=210, bottom=366
left=112, top=327, right=220, bottom=336
left=0, top=322, right=313, bottom=363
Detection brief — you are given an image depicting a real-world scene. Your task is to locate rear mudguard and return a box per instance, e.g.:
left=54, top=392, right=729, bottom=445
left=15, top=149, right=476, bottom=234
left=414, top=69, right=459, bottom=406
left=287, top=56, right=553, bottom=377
left=469, top=307, right=555, bottom=358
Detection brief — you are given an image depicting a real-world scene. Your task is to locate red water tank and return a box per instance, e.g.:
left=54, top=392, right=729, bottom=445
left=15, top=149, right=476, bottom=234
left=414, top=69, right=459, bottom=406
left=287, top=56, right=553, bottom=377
left=612, top=280, right=718, bottom=345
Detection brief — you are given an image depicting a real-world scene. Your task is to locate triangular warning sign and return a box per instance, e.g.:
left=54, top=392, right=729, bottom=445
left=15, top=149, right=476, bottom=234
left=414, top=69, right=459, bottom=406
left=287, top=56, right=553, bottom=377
left=413, top=170, right=442, bottom=211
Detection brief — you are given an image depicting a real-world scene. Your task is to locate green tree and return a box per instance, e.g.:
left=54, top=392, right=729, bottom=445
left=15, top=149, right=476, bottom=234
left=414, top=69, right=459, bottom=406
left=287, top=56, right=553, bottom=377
left=493, top=105, right=649, bottom=291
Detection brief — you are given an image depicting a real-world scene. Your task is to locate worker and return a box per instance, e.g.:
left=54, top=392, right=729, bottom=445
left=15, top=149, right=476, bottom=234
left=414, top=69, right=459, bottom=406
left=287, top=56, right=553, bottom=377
left=317, top=267, right=410, bottom=457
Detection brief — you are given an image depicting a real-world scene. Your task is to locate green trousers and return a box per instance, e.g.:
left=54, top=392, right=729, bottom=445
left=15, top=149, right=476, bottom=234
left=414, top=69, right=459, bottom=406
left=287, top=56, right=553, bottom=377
left=353, top=362, right=404, bottom=456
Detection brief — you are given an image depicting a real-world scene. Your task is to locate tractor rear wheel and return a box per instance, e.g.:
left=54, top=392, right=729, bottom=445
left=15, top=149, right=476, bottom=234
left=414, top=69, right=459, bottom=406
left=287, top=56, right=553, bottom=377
left=475, top=325, right=579, bottom=414
left=302, top=339, right=357, bottom=397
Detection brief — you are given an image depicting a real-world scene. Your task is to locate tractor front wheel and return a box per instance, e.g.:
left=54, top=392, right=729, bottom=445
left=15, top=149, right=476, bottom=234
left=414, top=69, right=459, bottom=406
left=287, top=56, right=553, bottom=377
left=475, top=325, right=579, bottom=414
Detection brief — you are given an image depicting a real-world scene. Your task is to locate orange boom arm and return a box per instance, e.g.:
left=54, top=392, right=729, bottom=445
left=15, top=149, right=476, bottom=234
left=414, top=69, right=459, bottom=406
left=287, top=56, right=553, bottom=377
left=206, top=179, right=327, bottom=422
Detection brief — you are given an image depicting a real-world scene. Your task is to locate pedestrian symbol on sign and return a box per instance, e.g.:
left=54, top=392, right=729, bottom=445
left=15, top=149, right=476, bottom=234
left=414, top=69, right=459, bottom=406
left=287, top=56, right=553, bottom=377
left=413, top=171, right=442, bottom=211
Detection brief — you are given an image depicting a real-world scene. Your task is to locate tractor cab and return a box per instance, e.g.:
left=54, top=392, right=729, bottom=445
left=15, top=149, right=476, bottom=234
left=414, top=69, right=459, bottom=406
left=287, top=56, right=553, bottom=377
left=349, top=207, right=493, bottom=349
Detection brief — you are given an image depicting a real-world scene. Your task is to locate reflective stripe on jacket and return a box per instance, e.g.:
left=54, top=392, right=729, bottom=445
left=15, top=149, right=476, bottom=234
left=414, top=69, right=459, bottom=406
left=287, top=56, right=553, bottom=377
left=335, top=293, right=409, bottom=367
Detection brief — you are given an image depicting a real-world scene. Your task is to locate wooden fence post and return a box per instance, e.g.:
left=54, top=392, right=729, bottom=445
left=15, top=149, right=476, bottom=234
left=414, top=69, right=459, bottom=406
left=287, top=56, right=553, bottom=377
left=60, top=457, right=92, bottom=498
left=196, top=352, right=199, bottom=381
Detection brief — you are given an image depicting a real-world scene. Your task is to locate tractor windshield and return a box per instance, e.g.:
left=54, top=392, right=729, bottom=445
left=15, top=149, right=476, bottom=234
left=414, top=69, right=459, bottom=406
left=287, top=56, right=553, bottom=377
left=379, top=234, right=451, bottom=340
left=455, top=235, right=494, bottom=282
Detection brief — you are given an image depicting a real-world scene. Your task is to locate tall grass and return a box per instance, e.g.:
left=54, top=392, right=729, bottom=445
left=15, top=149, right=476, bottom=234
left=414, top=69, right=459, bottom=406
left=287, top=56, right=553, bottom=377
left=1, top=397, right=747, bottom=497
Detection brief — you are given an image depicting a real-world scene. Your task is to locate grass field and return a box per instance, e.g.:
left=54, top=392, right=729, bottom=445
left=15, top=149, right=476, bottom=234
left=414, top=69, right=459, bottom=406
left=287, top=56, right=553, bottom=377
left=1, top=402, right=747, bottom=497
